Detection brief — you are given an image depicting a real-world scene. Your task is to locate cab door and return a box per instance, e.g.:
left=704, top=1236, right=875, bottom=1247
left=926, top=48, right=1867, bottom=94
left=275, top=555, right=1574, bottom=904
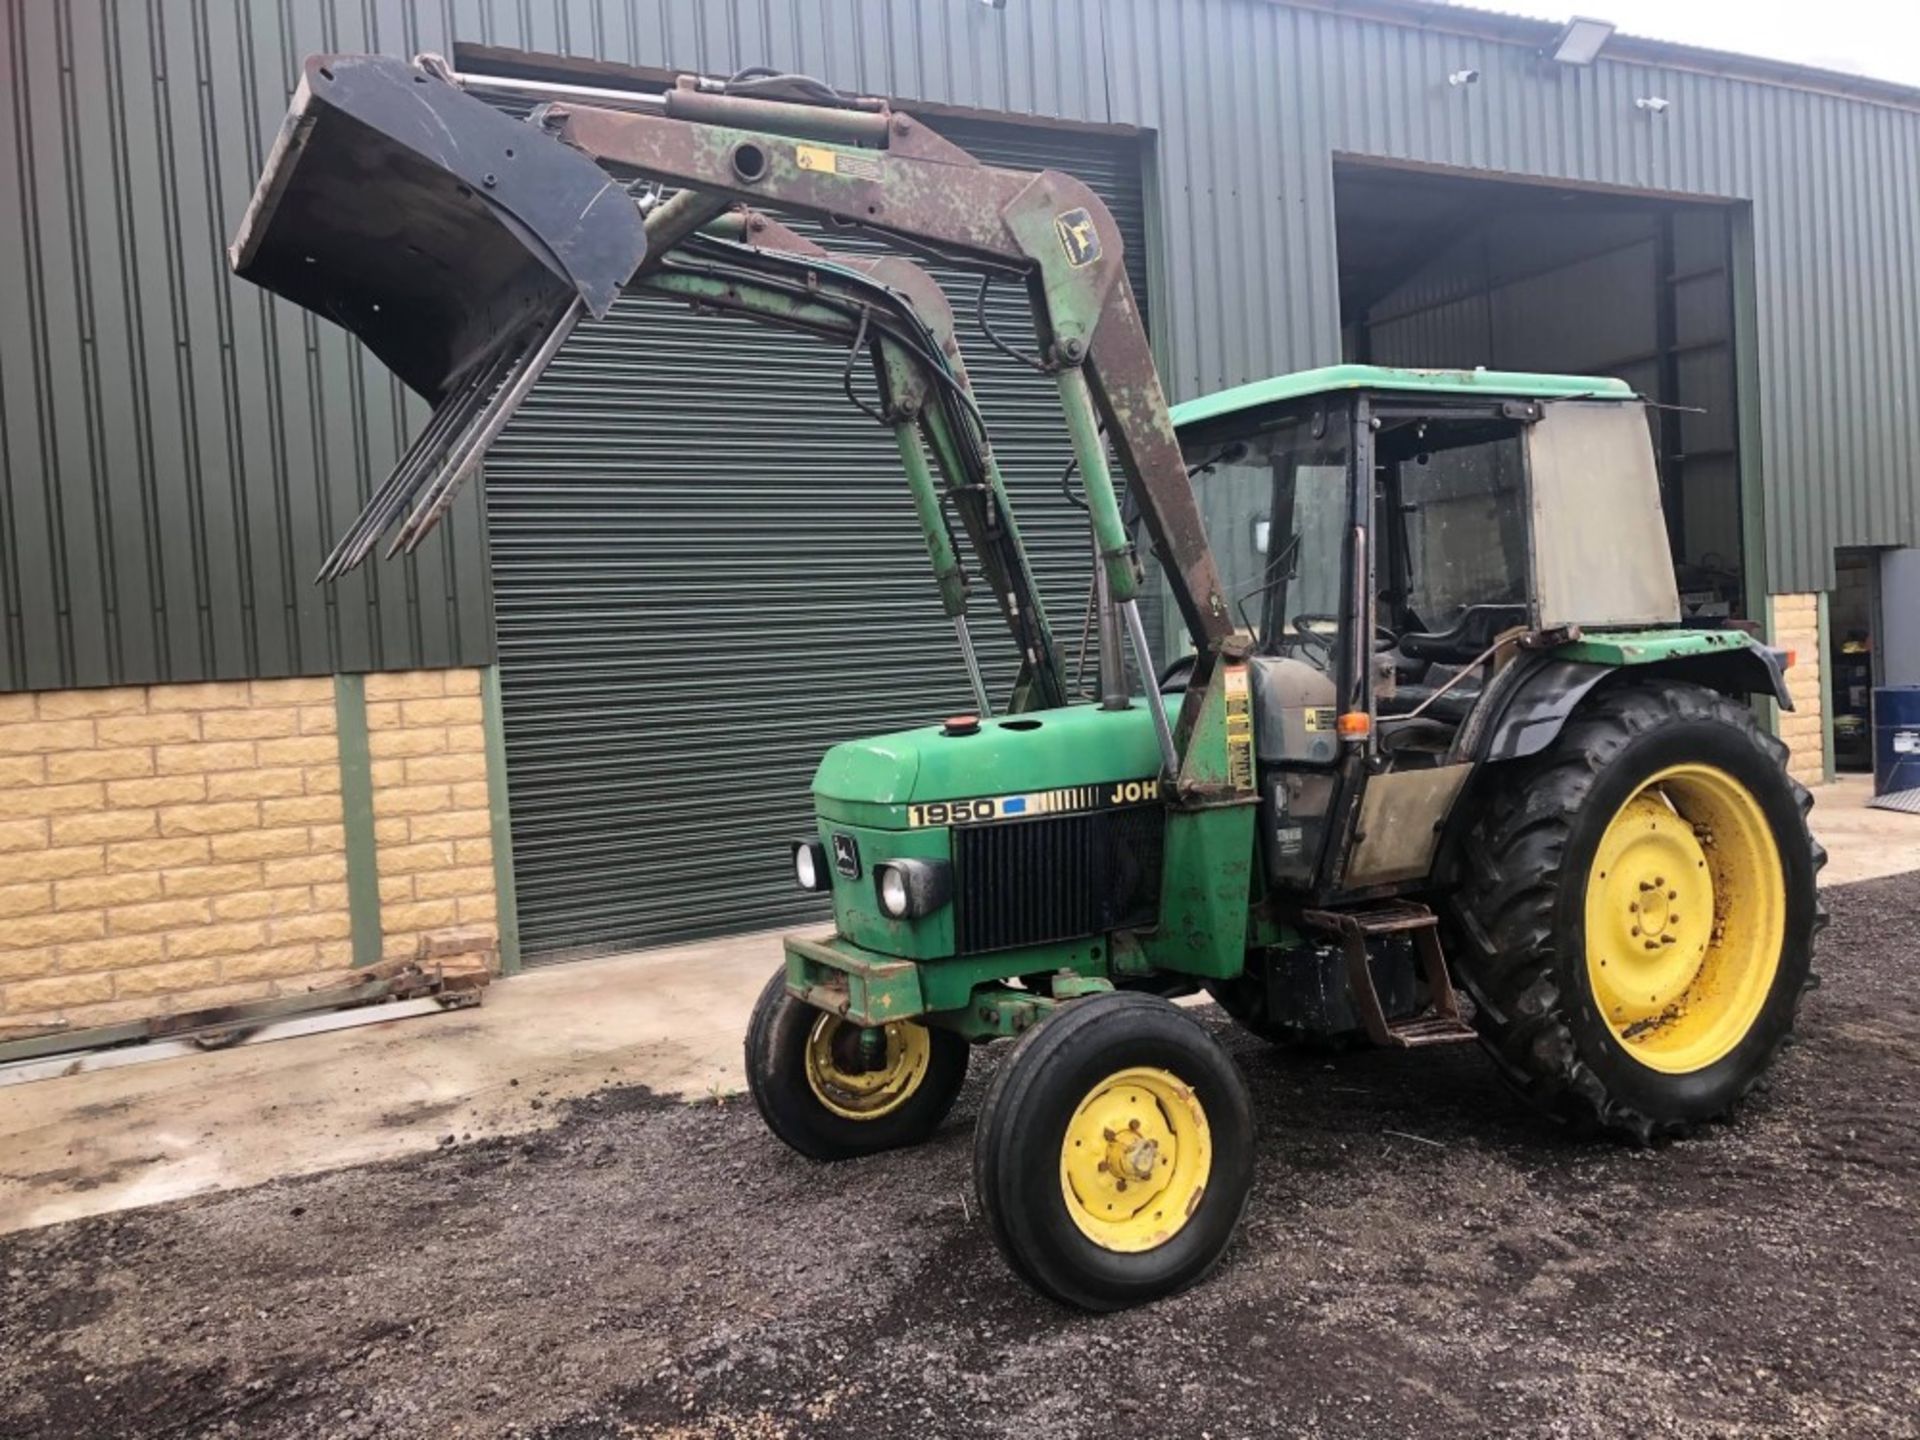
left=1325, top=400, right=1535, bottom=896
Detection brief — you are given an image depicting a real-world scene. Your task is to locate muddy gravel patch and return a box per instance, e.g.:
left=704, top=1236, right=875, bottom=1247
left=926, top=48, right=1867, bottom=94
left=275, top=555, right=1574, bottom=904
left=2, top=873, right=1916, bottom=1440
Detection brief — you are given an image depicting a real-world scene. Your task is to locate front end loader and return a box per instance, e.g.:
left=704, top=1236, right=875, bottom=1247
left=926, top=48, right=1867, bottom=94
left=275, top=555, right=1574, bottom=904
left=233, top=54, right=1824, bottom=1313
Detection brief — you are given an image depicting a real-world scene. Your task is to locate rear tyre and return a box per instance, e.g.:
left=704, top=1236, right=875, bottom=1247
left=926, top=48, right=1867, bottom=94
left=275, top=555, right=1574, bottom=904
left=973, top=991, right=1253, bottom=1311
left=745, top=969, right=968, bottom=1161
left=1453, top=681, right=1824, bottom=1141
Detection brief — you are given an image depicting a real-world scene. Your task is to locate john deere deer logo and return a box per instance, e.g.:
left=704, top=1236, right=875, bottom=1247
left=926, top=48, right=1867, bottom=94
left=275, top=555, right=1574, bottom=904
left=1054, top=208, right=1101, bottom=268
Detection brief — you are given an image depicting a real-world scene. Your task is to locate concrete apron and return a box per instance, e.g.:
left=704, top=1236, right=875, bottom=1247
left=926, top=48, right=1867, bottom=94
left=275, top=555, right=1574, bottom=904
left=1808, top=775, right=1920, bottom=884
left=0, top=931, right=783, bottom=1234
left=4, top=777, right=1916, bottom=1235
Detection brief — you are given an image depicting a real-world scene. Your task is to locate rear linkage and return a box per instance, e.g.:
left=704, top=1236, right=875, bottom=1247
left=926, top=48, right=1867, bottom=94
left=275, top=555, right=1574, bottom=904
left=230, top=51, right=1238, bottom=768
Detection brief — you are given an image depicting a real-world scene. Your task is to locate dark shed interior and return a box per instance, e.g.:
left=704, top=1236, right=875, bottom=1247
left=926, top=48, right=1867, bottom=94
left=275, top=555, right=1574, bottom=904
left=1334, top=161, right=1746, bottom=620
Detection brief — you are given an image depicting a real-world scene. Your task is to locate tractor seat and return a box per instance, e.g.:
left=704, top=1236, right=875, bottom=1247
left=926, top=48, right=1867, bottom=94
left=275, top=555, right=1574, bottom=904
left=1398, top=603, right=1529, bottom=665
left=1379, top=663, right=1484, bottom=726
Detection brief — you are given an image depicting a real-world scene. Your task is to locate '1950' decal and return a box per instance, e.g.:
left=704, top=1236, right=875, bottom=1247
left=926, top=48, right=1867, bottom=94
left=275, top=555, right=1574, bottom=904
left=907, top=776, right=1159, bottom=828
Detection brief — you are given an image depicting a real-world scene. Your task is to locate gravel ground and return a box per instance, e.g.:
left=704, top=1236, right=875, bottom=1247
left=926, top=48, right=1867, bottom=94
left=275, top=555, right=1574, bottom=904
left=2, top=873, right=1916, bottom=1440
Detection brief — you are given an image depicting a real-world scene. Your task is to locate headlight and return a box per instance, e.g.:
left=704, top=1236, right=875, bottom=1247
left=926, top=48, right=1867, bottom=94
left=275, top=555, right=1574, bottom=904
left=792, top=839, right=829, bottom=891
left=878, top=865, right=910, bottom=917
left=873, top=859, right=951, bottom=919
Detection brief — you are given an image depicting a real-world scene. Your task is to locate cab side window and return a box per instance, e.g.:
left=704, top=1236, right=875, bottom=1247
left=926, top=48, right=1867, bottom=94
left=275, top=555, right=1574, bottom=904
left=1383, top=422, right=1528, bottom=634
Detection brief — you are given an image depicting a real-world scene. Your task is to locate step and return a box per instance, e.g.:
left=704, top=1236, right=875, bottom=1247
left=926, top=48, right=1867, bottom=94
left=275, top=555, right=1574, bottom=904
left=1301, top=902, right=1476, bottom=1050
left=1302, top=899, right=1438, bottom=937
left=1385, top=1013, right=1479, bottom=1047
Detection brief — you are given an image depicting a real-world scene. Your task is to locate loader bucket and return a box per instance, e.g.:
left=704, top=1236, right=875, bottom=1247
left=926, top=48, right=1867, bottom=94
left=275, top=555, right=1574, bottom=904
left=230, top=53, right=646, bottom=402
left=229, top=53, right=649, bottom=576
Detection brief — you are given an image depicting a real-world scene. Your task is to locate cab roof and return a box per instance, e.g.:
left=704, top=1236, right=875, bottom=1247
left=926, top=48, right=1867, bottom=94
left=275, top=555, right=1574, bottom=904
left=1169, top=364, right=1636, bottom=430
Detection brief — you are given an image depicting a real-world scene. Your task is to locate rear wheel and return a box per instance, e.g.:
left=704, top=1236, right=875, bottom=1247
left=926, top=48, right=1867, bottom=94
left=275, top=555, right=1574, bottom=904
left=1454, top=681, right=1824, bottom=1141
left=745, top=969, right=968, bottom=1161
left=973, top=991, right=1253, bottom=1310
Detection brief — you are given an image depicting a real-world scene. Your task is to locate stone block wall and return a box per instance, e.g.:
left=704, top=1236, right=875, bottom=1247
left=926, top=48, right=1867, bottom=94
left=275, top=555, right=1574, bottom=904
left=0, top=669, right=503, bottom=1035
left=1768, top=591, right=1827, bottom=789
left=365, top=671, right=499, bottom=961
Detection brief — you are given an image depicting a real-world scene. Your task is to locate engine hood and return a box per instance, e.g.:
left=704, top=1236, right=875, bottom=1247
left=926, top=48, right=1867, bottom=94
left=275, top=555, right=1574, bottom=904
left=814, top=701, right=1175, bottom=826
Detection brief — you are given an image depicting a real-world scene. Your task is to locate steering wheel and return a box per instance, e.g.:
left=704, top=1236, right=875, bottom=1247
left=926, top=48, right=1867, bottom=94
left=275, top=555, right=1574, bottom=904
left=1289, top=613, right=1398, bottom=656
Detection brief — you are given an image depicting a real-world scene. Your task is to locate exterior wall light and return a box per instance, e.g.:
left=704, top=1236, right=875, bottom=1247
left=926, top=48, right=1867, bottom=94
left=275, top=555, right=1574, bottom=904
left=1448, top=68, right=1480, bottom=87
left=1636, top=96, right=1671, bottom=113
left=1549, top=17, right=1616, bottom=66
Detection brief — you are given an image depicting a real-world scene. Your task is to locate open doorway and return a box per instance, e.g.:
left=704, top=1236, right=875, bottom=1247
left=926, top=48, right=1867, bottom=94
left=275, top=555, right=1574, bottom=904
left=1832, top=548, right=1883, bottom=771
left=1334, top=161, right=1747, bottom=621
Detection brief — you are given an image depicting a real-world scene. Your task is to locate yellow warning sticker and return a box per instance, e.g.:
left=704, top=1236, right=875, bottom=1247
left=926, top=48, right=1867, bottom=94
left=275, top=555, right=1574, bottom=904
left=1224, top=663, right=1255, bottom=793
left=795, top=144, right=838, bottom=175
left=1303, top=707, right=1338, bottom=733
left=795, top=144, right=881, bottom=182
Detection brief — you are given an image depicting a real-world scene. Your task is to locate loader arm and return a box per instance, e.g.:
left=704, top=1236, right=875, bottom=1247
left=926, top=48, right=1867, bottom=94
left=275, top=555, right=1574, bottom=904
left=629, top=209, right=1067, bottom=709
left=542, top=89, right=1233, bottom=667
left=230, top=53, right=1229, bottom=753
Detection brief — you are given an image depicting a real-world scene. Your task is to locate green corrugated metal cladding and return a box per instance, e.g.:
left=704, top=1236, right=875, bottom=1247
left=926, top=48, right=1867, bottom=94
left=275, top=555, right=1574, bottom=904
left=0, top=0, right=494, bottom=691
left=4, top=0, right=1916, bottom=671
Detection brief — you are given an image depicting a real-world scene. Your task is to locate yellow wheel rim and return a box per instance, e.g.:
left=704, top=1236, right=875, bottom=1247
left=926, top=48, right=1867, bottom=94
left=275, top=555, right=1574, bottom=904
left=1058, top=1067, right=1212, bottom=1254
left=1584, top=763, right=1785, bottom=1075
left=803, top=1015, right=932, bottom=1120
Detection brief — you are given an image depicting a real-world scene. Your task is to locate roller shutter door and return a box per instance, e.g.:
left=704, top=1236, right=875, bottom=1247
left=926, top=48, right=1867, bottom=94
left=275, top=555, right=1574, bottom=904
left=485, top=115, right=1154, bottom=961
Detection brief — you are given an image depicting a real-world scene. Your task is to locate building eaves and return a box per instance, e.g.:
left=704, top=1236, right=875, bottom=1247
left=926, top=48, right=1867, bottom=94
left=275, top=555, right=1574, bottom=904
left=1272, top=0, right=1920, bottom=114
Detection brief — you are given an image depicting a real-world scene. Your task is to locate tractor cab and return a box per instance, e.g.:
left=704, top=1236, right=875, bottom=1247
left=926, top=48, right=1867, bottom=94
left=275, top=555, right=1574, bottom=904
left=1171, top=364, right=1690, bottom=899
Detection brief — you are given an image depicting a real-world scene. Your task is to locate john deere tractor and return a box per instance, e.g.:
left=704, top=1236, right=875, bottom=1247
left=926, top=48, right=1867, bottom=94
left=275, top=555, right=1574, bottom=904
left=235, top=54, right=1822, bottom=1312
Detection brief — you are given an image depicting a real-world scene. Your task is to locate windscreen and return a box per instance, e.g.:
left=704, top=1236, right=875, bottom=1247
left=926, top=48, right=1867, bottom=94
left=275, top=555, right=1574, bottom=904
left=1182, top=402, right=1351, bottom=668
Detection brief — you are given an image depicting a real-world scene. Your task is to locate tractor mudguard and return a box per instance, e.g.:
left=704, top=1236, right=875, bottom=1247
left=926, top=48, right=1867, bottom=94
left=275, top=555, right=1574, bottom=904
left=1477, top=643, right=1795, bottom=765
left=1477, top=659, right=1613, bottom=762
left=1639, top=642, right=1796, bottom=711
left=229, top=53, right=646, bottom=403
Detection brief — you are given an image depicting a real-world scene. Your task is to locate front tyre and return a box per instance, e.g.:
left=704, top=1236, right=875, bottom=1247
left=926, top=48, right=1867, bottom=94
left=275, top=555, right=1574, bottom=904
left=973, top=991, right=1254, bottom=1311
left=745, top=969, right=968, bottom=1161
left=1454, top=681, right=1824, bottom=1141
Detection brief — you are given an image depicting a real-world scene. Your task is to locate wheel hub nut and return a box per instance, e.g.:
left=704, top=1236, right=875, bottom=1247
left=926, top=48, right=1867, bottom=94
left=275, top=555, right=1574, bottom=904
left=1124, top=1137, right=1160, bottom=1179
left=1097, top=1120, right=1163, bottom=1188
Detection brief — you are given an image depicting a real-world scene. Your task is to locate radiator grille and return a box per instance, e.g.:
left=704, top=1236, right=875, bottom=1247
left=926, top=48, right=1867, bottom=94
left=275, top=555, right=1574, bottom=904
left=951, top=806, right=1165, bottom=955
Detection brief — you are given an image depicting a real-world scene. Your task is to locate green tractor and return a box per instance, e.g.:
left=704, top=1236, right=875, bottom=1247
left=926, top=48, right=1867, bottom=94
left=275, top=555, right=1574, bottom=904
left=757, top=365, right=1821, bottom=1309
left=234, top=54, right=1822, bottom=1312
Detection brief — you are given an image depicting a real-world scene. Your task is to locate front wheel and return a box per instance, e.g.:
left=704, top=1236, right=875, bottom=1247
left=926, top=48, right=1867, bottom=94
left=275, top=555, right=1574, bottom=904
left=973, top=991, right=1254, bottom=1311
left=1454, top=681, right=1824, bottom=1141
left=745, top=969, right=969, bottom=1161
